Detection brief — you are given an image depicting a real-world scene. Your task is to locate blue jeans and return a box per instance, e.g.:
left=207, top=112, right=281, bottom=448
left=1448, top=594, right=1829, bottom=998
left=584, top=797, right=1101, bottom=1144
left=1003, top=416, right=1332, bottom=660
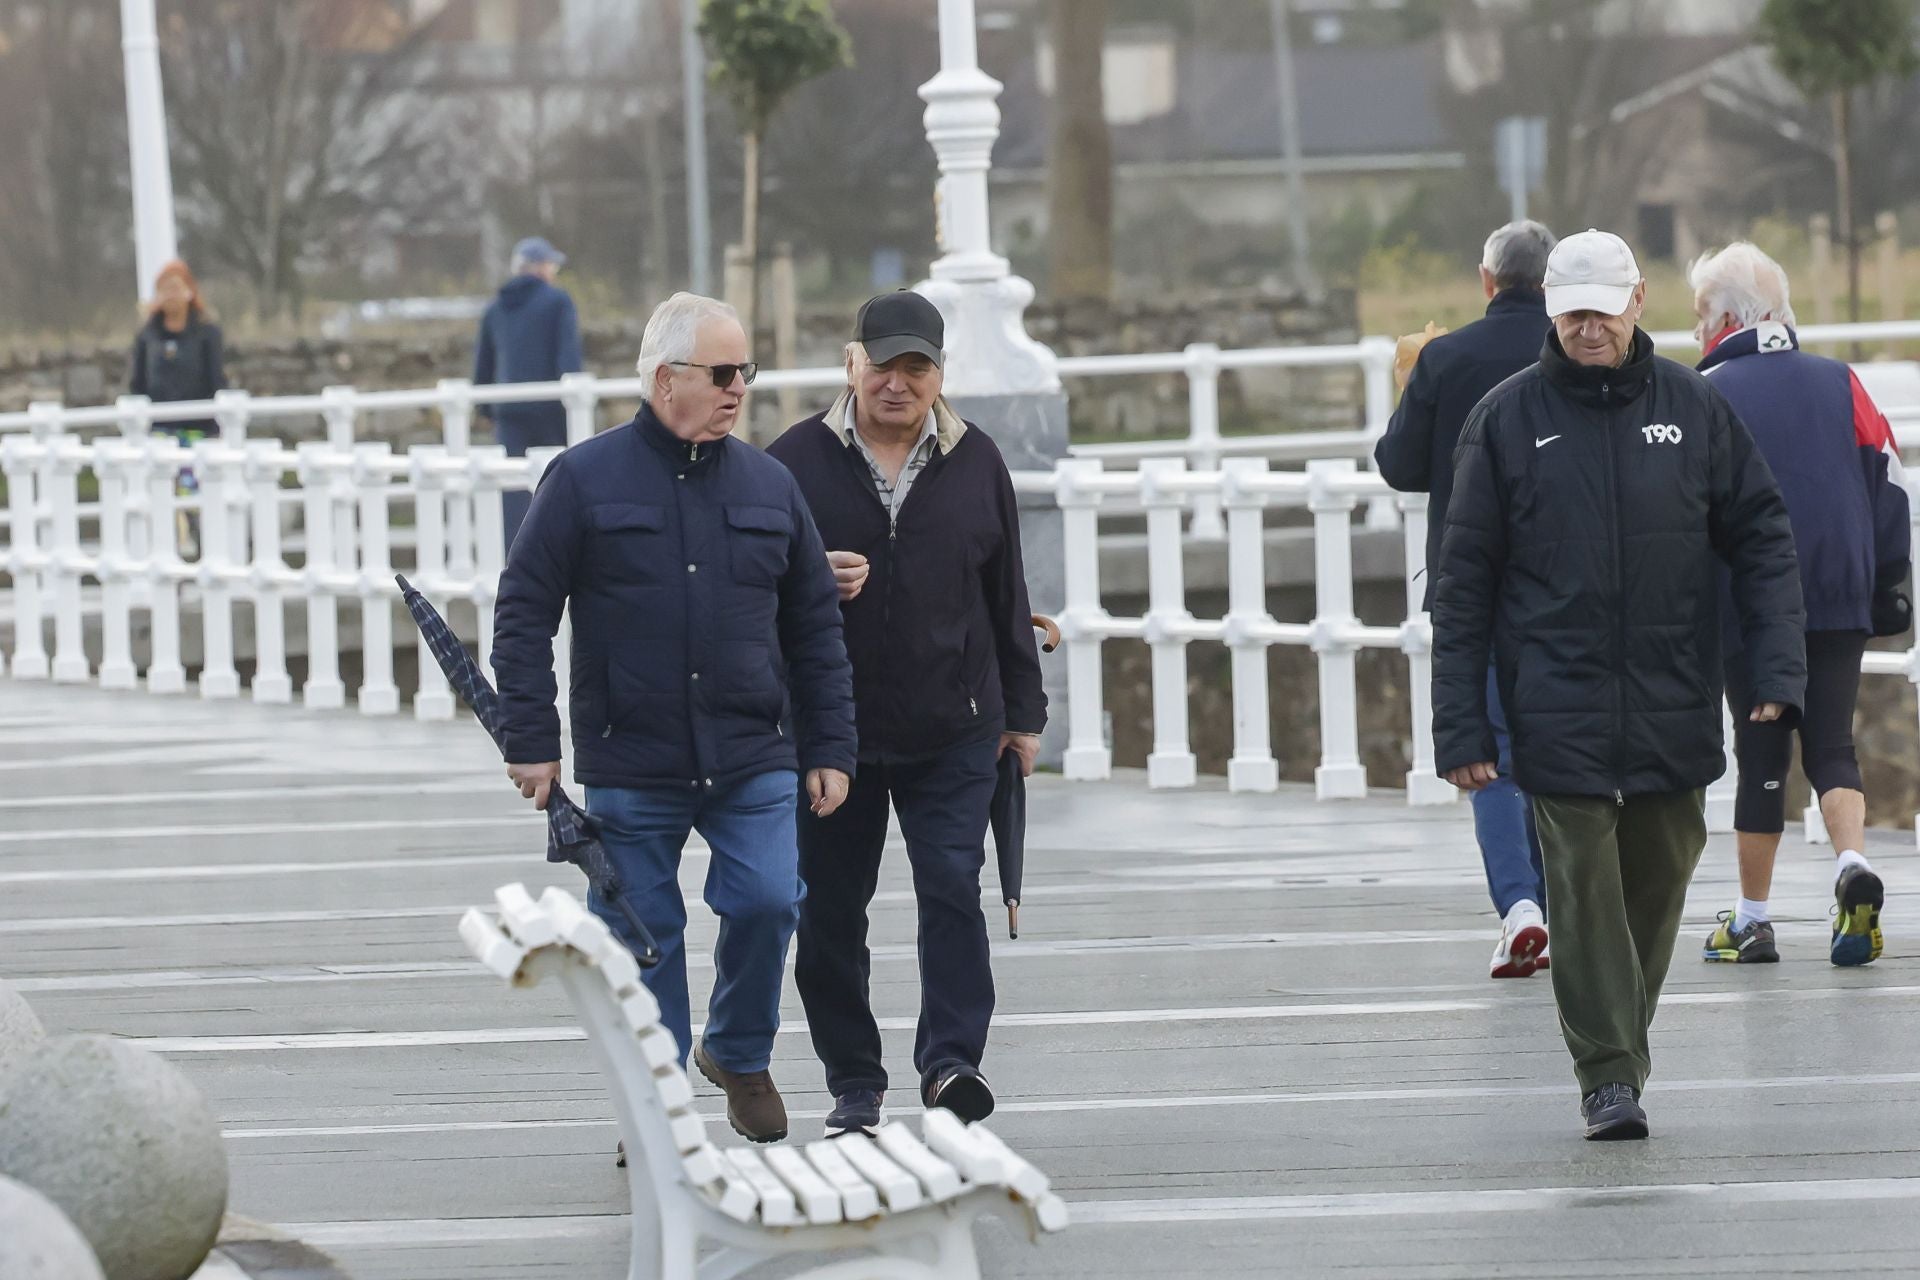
left=1473, top=665, right=1545, bottom=918
left=585, top=770, right=802, bottom=1073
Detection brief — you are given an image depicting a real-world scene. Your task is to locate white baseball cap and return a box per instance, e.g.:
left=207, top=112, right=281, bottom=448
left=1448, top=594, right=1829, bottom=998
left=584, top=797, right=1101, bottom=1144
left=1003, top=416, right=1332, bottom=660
left=1543, top=229, right=1641, bottom=318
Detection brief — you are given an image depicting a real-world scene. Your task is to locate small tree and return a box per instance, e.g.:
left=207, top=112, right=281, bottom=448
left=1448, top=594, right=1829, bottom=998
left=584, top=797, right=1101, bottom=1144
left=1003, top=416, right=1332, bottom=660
left=1046, top=0, right=1113, bottom=301
left=699, top=0, right=851, bottom=336
left=1760, top=0, right=1919, bottom=321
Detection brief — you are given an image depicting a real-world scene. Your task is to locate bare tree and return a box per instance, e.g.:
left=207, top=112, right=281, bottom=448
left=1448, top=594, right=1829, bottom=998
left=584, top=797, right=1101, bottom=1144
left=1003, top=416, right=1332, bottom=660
left=0, top=0, right=132, bottom=334
left=1046, top=0, right=1114, bottom=301
left=159, top=0, right=480, bottom=318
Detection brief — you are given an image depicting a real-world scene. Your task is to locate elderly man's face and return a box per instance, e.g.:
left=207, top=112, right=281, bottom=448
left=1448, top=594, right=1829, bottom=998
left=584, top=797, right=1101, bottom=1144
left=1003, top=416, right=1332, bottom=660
left=655, top=316, right=750, bottom=443
left=851, top=348, right=943, bottom=434
left=1554, top=280, right=1646, bottom=368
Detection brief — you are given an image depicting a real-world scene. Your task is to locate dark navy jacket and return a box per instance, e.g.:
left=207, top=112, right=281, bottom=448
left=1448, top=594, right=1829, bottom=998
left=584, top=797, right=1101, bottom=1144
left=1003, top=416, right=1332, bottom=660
left=766, top=397, right=1047, bottom=763
left=491, top=405, right=857, bottom=791
left=1434, top=329, right=1805, bottom=799
left=1698, top=324, right=1911, bottom=638
left=1374, top=289, right=1552, bottom=608
left=473, top=275, right=583, bottom=438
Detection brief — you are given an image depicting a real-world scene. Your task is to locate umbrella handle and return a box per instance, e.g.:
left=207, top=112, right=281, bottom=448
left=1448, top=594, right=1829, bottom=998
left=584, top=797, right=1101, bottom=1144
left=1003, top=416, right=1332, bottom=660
left=1006, top=899, right=1019, bottom=940
left=1031, top=614, right=1061, bottom=653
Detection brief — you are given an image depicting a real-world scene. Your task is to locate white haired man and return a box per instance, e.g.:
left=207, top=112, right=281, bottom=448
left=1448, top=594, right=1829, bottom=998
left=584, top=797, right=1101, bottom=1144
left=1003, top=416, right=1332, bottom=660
left=491, top=292, right=857, bottom=1145
left=1375, top=220, right=1557, bottom=979
left=1691, top=241, right=1912, bottom=967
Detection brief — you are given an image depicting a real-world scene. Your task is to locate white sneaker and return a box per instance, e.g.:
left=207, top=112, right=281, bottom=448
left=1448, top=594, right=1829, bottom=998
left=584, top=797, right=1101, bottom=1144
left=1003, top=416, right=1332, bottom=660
left=1490, top=901, right=1548, bottom=979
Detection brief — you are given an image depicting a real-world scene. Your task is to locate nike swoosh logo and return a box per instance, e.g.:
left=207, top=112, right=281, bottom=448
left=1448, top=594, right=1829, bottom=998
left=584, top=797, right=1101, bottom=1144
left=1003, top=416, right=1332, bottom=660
left=1535, top=435, right=1562, bottom=448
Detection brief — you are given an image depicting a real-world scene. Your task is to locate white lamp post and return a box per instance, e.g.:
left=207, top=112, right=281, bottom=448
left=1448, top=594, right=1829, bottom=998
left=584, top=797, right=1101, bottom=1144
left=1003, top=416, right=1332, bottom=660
left=121, top=0, right=180, bottom=301
left=917, top=0, right=1058, bottom=399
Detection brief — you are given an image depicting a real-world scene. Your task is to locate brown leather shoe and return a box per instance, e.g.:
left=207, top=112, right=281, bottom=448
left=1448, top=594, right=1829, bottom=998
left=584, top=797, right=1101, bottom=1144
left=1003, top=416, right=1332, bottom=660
left=693, top=1040, right=788, bottom=1143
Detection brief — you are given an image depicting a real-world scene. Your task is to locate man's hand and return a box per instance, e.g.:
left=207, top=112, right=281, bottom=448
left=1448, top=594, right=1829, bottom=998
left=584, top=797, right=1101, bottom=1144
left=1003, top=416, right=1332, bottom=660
left=1750, top=702, right=1785, bottom=723
left=998, top=732, right=1040, bottom=778
left=508, top=760, right=562, bottom=810
left=827, top=551, right=869, bottom=602
left=806, top=767, right=850, bottom=817
left=1446, top=761, right=1499, bottom=792
left=1394, top=321, right=1448, bottom=390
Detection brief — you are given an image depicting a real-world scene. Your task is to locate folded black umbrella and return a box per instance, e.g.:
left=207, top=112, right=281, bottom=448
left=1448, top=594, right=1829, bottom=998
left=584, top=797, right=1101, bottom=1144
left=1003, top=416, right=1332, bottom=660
left=396, top=573, right=661, bottom=967
left=988, top=615, right=1060, bottom=941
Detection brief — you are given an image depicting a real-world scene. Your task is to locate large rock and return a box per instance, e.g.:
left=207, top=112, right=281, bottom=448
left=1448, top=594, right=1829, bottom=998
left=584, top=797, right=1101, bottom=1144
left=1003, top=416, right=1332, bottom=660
left=0, top=1173, right=107, bottom=1279
left=0, top=979, right=46, bottom=1077
left=0, top=1036, right=228, bottom=1280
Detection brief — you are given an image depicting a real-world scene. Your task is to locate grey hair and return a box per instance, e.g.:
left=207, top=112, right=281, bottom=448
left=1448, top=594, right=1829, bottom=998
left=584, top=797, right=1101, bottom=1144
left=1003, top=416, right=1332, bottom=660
left=635, top=292, right=741, bottom=401
left=1688, top=241, right=1797, bottom=329
left=509, top=249, right=535, bottom=274
left=1481, top=220, right=1556, bottom=292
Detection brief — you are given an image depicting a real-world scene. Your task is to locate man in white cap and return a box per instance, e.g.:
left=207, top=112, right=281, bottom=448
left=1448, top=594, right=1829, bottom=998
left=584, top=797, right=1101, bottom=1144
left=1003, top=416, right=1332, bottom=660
left=1431, top=229, right=1806, bottom=1140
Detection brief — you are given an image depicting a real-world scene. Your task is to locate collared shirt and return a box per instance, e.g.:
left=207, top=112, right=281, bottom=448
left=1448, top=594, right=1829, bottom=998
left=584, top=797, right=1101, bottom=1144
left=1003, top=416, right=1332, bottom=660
left=842, top=400, right=938, bottom=523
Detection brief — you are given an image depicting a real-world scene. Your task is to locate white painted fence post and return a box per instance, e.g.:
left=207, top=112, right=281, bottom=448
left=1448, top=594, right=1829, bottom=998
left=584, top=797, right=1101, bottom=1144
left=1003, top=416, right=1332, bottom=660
left=1358, top=336, right=1400, bottom=531
left=297, top=432, right=347, bottom=710
left=193, top=391, right=249, bottom=699
left=1184, top=344, right=1225, bottom=540
left=1140, top=459, right=1198, bottom=787
left=95, top=417, right=140, bottom=691
left=246, top=440, right=293, bottom=704
left=1057, top=458, right=1112, bottom=780
left=410, top=447, right=457, bottom=721
left=354, top=443, right=400, bottom=716
left=1396, top=491, right=1454, bottom=805
left=142, top=432, right=188, bottom=694
left=470, top=445, right=508, bottom=672
left=0, top=431, right=48, bottom=679
left=1221, top=458, right=1278, bottom=792
left=42, top=417, right=91, bottom=684
left=561, top=372, right=598, bottom=448
left=440, top=379, right=477, bottom=590
left=1307, top=459, right=1368, bottom=799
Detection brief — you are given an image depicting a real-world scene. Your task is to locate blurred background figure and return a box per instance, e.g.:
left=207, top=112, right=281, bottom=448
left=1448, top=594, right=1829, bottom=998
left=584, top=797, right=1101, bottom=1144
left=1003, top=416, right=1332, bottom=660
left=473, top=236, right=583, bottom=549
left=129, top=258, right=225, bottom=554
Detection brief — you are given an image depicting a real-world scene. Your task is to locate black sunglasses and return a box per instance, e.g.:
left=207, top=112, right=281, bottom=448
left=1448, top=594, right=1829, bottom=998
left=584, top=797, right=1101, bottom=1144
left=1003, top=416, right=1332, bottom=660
left=669, top=360, right=758, bottom=388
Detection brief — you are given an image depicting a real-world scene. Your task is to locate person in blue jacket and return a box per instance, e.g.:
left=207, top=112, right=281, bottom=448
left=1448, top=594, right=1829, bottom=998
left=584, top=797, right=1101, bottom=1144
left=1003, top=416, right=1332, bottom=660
left=490, top=291, right=857, bottom=1146
left=1375, top=220, right=1557, bottom=980
left=474, top=237, right=584, bottom=548
left=1691, top=242, right=1912, bottom=967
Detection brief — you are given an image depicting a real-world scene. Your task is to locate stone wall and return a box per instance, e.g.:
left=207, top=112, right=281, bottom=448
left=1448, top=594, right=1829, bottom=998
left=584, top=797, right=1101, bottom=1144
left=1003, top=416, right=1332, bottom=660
left=1, top=287, right=1361, bottom=444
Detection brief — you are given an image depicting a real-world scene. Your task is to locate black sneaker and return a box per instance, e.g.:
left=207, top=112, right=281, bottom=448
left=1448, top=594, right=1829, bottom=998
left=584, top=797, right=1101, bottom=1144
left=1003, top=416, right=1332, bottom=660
left=824, top=1088, right=885, bottom=1139
left=922, top=1065, right=995, bottom=1123
left=1832, top=865, right=1885, bottom=967
left=1580, top=1083, right=1648, bottom=1141
left=1702, top=911, right=1779, bottom=963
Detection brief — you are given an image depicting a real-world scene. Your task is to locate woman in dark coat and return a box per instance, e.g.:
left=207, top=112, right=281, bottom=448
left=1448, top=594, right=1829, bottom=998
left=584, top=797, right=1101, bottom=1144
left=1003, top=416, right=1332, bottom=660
left=129, top=259, right=225, bottom=550
left=129, top=258, right=225, bottom=438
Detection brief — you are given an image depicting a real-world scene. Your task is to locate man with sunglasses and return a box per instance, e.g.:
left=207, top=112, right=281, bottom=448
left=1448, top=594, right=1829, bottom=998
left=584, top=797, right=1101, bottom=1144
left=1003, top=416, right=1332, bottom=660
left=766, top=289, right=1047, bottom=1139
left=492, top=291, right=856, bottom=1147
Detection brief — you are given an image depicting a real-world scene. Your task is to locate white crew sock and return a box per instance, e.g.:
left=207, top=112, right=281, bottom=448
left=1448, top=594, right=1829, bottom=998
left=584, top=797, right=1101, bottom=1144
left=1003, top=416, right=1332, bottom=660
left=1735, top=897, right=1769, bottom=930
left=1836, top=849, right=1872, bottom=882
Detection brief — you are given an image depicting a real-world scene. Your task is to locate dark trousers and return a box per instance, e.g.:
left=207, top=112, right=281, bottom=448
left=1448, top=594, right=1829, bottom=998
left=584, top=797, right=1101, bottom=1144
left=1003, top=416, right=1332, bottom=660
left=795, top=735, right=1000, bottom=1096
left=1726, top=630, right=1867, bottom=833
left=495, top=412, right=568, bottom=552
left=1533, top=789, right=1706, bottom=1095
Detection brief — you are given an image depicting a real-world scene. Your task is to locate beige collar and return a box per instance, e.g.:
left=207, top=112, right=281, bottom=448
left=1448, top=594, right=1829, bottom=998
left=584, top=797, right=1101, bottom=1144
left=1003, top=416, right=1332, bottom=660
left=828, top=390, right=967, bottom=455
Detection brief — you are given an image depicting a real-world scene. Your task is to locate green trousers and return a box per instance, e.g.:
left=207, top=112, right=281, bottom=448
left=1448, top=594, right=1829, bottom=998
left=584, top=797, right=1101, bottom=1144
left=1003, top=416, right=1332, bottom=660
left=1532, top=790, right=1707, bottom=1096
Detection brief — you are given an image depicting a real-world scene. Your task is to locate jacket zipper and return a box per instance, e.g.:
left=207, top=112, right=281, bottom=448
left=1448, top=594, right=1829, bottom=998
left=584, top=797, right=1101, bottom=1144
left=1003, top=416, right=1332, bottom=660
left=1600, top=377, right=1627, bottom=806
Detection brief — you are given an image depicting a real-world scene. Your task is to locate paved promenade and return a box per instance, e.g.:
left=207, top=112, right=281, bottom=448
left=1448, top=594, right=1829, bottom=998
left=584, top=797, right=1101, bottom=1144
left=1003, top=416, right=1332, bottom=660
left=4, top=683, right=1918, bottom=1278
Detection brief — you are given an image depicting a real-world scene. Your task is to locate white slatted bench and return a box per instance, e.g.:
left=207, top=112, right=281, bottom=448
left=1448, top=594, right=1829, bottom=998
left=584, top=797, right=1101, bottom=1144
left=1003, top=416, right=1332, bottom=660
left=460, top=883, right=1069, bottom=1280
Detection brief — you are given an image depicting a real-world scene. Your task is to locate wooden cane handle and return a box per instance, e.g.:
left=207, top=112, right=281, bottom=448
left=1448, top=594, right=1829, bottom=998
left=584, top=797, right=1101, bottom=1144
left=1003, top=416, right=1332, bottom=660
left=1031, top=614, right=1061, bottom=653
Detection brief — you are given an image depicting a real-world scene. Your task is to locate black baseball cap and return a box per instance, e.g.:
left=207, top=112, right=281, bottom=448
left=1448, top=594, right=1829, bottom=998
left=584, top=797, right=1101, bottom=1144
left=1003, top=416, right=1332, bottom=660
left=854, top=289, right=945, bottom=367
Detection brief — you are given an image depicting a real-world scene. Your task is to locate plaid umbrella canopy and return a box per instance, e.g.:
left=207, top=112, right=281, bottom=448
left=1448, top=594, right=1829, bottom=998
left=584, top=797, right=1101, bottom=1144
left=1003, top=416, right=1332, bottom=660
left=396, top=574, right=661, bottom=967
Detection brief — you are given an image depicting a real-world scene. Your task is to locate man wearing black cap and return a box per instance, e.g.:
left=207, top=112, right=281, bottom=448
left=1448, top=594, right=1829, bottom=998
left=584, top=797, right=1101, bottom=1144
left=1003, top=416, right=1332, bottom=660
left=766, top=289, right=1048, bottom=1138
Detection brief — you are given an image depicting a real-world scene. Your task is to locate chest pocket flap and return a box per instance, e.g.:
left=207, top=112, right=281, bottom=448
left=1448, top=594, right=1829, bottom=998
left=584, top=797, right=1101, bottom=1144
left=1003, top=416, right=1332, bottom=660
left=726, top=504, right=790, bottom=585
left=591, top=503, right=666, bottom=533
left=725, top=504, right=789, bottom=535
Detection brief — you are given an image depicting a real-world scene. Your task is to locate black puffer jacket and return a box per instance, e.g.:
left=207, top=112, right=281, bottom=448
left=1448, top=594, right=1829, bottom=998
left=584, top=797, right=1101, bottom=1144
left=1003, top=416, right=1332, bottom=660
left=1432, top=328, right=1806, bottom=799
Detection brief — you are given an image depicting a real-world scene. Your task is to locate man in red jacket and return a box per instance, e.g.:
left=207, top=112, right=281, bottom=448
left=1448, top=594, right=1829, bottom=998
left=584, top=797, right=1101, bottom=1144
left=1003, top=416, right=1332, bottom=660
left=766, top=290, right=1047, bottom=1140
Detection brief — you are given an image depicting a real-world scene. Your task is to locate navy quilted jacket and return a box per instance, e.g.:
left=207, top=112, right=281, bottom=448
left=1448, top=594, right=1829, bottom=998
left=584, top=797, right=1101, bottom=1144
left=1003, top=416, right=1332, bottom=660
left=491, top=405, right=857, bottom=791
